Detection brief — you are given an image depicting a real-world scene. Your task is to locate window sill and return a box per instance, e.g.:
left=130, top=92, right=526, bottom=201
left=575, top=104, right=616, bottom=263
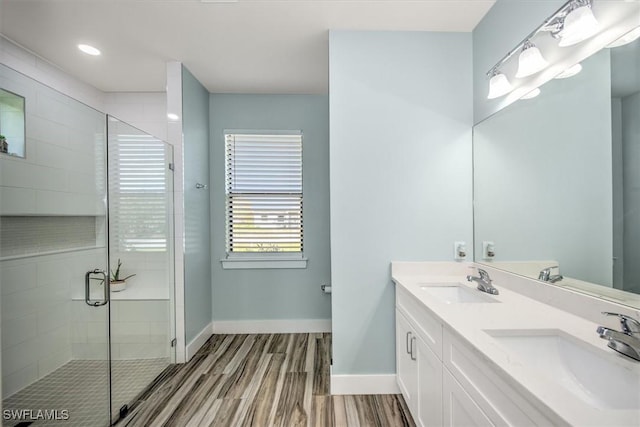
left=221, top=256, right=308, bottom=270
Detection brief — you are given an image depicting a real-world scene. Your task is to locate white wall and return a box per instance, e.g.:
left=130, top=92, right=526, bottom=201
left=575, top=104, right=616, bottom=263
left=104, top=92, right=168, bottom=142
left=329, top=31, right=473, bottom=384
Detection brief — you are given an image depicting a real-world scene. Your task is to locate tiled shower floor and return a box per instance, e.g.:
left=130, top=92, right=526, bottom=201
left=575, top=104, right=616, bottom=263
left=3, top=359, right=169, bottom=427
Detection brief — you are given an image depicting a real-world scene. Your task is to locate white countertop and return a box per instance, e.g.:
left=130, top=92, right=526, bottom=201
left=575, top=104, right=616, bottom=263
left=392, top=262, right=640, bottom=427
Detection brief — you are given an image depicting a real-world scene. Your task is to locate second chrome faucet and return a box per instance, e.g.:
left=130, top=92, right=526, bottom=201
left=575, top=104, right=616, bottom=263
left=597, top=312, right=640, bottom=362
left=538, top=266, right=563, bottom=283
left=467, top=268, right=499, bottom=295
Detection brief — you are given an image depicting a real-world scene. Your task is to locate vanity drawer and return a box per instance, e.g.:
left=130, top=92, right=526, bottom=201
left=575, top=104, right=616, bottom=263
left=397, top=287, right=443, bottom=360
left=442, top=328, right=566, bottom=427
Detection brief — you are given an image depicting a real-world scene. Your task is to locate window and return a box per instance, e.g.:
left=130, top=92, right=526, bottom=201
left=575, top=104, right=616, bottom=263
left=109, top=132, right=171, bottom=252
left=224, top=132, right=304, bottom=266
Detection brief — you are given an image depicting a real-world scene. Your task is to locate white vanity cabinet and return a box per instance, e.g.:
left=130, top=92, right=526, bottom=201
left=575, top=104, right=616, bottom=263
left=442, top=329, right=564, bottom=427
left=396, top=289, right=444, bottom=427
left=395, top=286, right=564, bottom=427
left=396, top=310, right=419, bottom=409
left=442, top=368, right=493, bottom=426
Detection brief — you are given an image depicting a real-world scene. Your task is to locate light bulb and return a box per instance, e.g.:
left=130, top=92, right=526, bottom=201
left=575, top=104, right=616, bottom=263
left=487, top=72, right=513, bottom=99
left=559, top=3, right=599, bottom=47
left=516, top=42, right=548, bottom=78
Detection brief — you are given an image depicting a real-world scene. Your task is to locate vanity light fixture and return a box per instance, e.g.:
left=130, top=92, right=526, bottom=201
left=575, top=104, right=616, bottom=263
left=485, top=0, right=601, bottom=101
left=558, top=0, right=600, bottom=47
left=78, top=44, right=101, bottom=56
left=520, top=88, right=541, bottom=100
left=487, top=71, right=513, bottom=99
left=555, top=63, right=583, bottom=79
left=167, top=113, right=180, bottom=121
left=606, top=26, right=640, bottom=48
left=516, top=41, right=549, bottom=78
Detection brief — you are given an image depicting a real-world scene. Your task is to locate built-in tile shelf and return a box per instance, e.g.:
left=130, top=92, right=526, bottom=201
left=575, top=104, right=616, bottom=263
left=71, top=290, right=170, bottom=301
left=0, top=245, right=105, bottom=262
left=0, top=215, right=103, bottom=260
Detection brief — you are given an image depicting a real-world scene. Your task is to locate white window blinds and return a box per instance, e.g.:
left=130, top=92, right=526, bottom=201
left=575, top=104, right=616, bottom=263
left=225, top=132, right=303, bottom=254
left=109, top=134, right=170, bottom=252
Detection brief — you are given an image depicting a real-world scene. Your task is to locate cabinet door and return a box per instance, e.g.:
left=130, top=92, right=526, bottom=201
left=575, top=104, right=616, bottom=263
left=396, top=309, right=418, bottom=413
left=443, top=368, right=493, bottom=427
left=416, top=336, right=443, bottom=427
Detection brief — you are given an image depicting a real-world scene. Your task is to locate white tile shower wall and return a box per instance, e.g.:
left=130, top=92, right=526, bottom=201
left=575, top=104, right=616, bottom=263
left=0, top=37, right=184, bottom=365
left=104, top=92, right=168, bottom=142
left=0, top=248, right=105, bottom=398
left=71, top=300, right=170, bottom=361
left=0, top=64, right=106, bottom=216
left=0, top=94, right=26, bottom=157
left=107, top=251, right=171, bottom=300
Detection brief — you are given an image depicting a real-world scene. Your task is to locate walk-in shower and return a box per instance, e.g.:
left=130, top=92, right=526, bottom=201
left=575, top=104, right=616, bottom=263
left=0, top=63, right=175, bottom=426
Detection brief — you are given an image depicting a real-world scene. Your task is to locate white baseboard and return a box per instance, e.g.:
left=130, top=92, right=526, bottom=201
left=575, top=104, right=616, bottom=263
left=186, top=321, right=213, bottom=361
left=330, top=372, right=400, bottom=395
left=212, top=319, right=331, bottom=334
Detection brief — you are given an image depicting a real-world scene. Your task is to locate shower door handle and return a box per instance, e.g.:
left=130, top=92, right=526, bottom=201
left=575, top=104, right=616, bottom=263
left=85, top=269, right=109, bottom=307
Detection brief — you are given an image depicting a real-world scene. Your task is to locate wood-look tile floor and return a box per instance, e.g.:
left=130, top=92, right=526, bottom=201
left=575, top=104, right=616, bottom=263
left=120, top=333, right=415, bottom=427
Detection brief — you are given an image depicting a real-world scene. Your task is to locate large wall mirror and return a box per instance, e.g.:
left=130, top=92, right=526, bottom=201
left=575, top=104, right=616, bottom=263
left=474, top=33, right=640, bottom=309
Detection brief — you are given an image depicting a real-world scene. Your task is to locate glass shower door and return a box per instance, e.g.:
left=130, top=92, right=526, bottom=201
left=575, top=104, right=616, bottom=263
left=106, top=116, right=175, bottom=423
left=0, top=63, right=111, bottom=426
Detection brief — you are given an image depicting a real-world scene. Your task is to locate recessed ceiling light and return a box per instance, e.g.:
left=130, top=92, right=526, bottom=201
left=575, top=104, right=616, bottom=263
left=520, top=88, right=541, bottom=100
left=167, top=113, right=180, bottom=121
left=78, top=44, right=101, bottom=56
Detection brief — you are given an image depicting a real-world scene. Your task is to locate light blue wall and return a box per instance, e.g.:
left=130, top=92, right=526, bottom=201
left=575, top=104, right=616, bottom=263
left=182, top=66, right=212, bottom=342
left=473, top=0, right=565, bottom=123
left=329, top=31, right=473, bottom=375
left=473, top=50, right=613, bottom=286
left=612, top=97, right=623, bottom=289
left=209, top=94, right=331, bottom=321
left=622, top=91, right=640, bottom=294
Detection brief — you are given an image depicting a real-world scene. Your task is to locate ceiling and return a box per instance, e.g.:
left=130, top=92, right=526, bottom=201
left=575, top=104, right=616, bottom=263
left=0, top=0, right=495, bottom=94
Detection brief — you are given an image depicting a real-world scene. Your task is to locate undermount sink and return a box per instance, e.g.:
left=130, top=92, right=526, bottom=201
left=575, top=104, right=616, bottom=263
left=485, top=329, right=640, bottom=410
left=419, top=284, right=499, bottom=304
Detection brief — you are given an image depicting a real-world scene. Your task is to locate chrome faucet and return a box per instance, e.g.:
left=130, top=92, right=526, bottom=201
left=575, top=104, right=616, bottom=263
left=466, top=268, right=499, bottom=295
left=538, top=266, right=563, bottom=283
left=597, top=312, right=640, bottom=362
